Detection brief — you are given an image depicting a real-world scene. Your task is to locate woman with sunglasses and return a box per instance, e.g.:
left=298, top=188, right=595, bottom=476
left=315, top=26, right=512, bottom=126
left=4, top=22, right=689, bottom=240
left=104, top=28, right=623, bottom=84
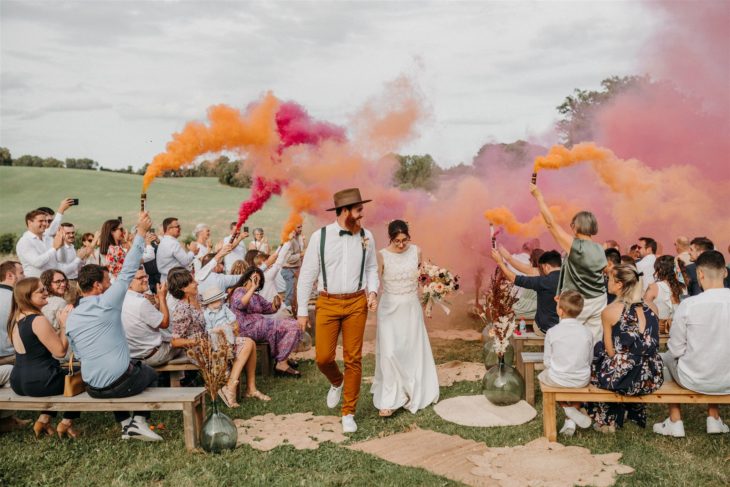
left=8, top=278, right=80, bottom=438
left=79, top=231, right=101, bottom=266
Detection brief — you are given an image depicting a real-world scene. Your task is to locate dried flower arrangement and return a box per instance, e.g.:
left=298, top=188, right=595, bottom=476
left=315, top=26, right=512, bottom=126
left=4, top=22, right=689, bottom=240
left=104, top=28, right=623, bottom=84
left=475, top=267, right=519, bottom=357
left=185, top=331, right=233, bottom=401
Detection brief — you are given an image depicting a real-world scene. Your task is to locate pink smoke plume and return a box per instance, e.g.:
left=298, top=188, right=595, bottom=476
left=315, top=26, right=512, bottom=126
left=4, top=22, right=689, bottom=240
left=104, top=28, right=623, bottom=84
left=234, top=101, right=347, bottom=229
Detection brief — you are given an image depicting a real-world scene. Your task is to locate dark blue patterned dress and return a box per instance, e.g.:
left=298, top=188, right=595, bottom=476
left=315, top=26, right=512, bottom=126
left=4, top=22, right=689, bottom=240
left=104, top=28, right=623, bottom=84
left=586, top=302, right=664, bottom=428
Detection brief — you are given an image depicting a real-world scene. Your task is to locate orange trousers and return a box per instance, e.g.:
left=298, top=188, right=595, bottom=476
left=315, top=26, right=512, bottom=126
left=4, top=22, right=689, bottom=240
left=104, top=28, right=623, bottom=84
left=315, top=293, right=368, bottom=416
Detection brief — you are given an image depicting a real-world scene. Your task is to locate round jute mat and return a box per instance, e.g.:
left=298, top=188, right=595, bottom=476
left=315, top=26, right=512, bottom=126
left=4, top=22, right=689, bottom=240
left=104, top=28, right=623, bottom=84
left=434, top=395, right=536, bottom=427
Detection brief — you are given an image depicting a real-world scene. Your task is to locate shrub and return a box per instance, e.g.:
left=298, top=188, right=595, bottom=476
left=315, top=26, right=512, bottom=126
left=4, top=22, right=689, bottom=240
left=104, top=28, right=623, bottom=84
left=0, top=233, right=18, bottom=255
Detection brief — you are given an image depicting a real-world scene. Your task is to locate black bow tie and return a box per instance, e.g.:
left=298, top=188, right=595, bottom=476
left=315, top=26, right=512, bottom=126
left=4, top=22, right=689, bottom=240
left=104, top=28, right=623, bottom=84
left=339, top=230, right=353, bottom=236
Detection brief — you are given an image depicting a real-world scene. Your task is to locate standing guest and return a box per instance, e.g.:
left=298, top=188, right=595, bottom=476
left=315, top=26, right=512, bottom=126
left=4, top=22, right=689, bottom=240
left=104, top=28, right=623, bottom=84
left=0, top=261, right=30, bottom=433
left=56, top=223, right=83, bottom=281
left=169, top=271, right=268, bottom=407
left=490, top=249, right=562, bottom=335
left=586, top=264, right=663, bottom=432
left=66, top=212, right=162, bottom=442
left=499, top=242, right=541, bottom=322
left=142, top=227, right=161, bottom=291
left=231, top=267, right=302, bottom=377
left=530, top=184, right=607, bottom=343
left=636, top=237, right=658, bottom=292
left=603, top=240, right=621, bottom=253
left=40, top=270, right=70, bottom=332
left=8, top=278, right=80, bottom=438
left=122, top=267, right=181, bottom=367
left=16, top=210, right=67, bottom=278
left=191, top=223, right=211, bottom=272
left=222, top=223, right=249, bottom=273
left=538, top=290, right=594, bottom=436
left=685, top=237, right=714, bottom=296
left=101, top=220, right=156, bottom=281
left=261, top=242, right=292, bottom=304
left=644, top=256, right=686, bottom=334
left=79, top=232, right=101, bottom=266
left=248, top=228, right=270, bottom=254
left=654, top=251, right=730, bottom=437
left=156, top=217, right=197, bottom=283
left=281, top=225, right=304, bottom=310
left=37, top=199, right=75, bottom=241
left=674, top=237, right=692, bottom=267
left=620, top=254, right=636, bottom=266
left=629, top=245, right=641, bottom=261
left=604, top=248, right=621, bottom=305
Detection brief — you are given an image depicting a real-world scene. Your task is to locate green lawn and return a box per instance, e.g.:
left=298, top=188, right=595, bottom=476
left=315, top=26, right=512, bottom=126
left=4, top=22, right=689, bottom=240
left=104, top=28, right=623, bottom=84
left=0, top=166, right=290, bottom=244
left=0, top=339, right=728, bottom=486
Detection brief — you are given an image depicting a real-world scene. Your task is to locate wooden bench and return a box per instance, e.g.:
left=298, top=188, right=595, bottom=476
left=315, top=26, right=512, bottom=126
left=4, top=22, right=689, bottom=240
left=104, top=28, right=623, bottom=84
left=540, top=382, right=730, bottom=441
left=0, top=387, right=206, bottom=451
left=521, top=352, right=545, bottom=406
left=154, top=362, right=199, bottom=387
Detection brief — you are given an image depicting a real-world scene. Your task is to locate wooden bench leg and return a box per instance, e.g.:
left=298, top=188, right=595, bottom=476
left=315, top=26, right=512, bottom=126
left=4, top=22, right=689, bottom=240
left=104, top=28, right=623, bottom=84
left=512, top=339, right=524, bottom=377
left=183, top=402, right=199, bottom=451
left=543, top=391, right=557, bottom=442
left=525, top=362, right=535, bottom=406
left=170, top=371, right=183, bottom=387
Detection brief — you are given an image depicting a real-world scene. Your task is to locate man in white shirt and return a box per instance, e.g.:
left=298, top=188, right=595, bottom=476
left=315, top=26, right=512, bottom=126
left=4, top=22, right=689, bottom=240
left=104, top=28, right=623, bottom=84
left=16, top=208, right=67, bottom=278
left=653, top=250, right=730, bottom=438
left=122, top=266, right=181, bottom=367
left=156, top=217, right=197, bottom=282
left=538, top=290, right=594, bottom=436
left=636, top=237, right=657, bottom=292
left=222, top=222, right=249, bottom=273
left=56, top=223, right=85, bottom=280
left=296, top=188, right=379, bottom=434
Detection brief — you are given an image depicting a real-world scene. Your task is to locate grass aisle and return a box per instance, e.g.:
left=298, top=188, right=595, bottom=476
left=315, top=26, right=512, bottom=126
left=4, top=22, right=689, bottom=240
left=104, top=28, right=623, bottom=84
left=1, top=339, right=728, bottom=486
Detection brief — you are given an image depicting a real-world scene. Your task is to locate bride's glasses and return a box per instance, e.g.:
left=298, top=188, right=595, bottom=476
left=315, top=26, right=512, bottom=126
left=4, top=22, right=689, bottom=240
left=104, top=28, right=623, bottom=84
left=393, top=237, right=410, bottom=246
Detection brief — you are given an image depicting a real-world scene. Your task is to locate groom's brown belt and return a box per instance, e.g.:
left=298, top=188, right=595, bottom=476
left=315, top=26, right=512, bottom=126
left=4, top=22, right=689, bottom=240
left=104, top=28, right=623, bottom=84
left=318, top=290, right=365, bottom=300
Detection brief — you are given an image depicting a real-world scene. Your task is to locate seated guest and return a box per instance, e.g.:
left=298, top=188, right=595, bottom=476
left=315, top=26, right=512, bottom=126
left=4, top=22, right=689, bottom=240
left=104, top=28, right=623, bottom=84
left=538, top=290, right=594, bottom=436
left=261, top=241, right=292, bottom=304
left=196, top=238, right=243, bottom=295
left=0, top=260, right=30, bottom=433
left=56, top=223, right=83, bottom=282
left=8, top=278, right=80, bottom=438
left=685, top=237, right=714, bottom=296
left=66, top=212, right=161, bottom=442
left=643, top=255, right=686, bottom=334
left=79, top=232, right=101, bottom=266
left=490, top=248, right=561, bottom=335
left=170, top=271, right=268, bottom=407
left=654, top=251, right=730, bottom=437
left=497, top=243, right=543, bottom=322
left=604, top=248, right=621, bottom=304
left=230, top=267, right=302, bottom=377
left=248, top=227, right=270, bottom=254
left=40, top=269, right=70, bottom=331
left=122, top=267, right=182, bottom=367
left=230, top=260, right=248, bottom=276
left=586, top=264, right=663, bottom=432
left=603, top=240, right=621, bottom=253
left=620, top=254, right=636, bottom=266
left=156, top=217, right=197, bottom=283
left=635, top=237, right=658, bottom=292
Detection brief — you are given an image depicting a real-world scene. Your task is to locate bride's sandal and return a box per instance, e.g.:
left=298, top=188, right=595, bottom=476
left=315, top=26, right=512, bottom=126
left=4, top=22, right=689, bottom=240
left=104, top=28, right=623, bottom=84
left=218, top=384, right=240, bottom=408
left=245, top=390, right=271, bottom=402
left=379, top=409, right=394, bottom=417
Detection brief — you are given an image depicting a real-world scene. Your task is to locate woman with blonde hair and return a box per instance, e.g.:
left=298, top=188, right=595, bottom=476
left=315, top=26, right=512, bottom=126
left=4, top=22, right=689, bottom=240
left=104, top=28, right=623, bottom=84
left=531, top=184, right=607, bottom=343
left=8, top=278, right=80, bottom=438
left=586, top=264, right=663, bottom=432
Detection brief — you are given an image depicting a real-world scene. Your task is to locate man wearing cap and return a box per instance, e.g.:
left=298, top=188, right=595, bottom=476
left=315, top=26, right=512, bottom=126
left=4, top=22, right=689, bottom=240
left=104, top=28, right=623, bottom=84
left=296, top=188, right=379, bottom=434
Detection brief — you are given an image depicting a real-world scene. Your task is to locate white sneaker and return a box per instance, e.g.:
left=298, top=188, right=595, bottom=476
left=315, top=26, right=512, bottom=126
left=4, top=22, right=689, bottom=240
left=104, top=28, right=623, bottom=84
left=707, top=416, right=730, bottom=434
left=653, top=418, right=685, bottom=438
left=342, top=414, right=357, bottom=433
left=563, top=407, right=592, bottom=429
left=122, top=416, right=163, bottom=441
left=326, top=383, right=343, bottom=409
left=559, top=419, right=576, bottom=437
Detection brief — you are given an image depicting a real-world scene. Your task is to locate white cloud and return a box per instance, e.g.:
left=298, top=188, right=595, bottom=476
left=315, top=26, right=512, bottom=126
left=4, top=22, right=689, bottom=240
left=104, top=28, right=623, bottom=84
left=0, top=0, right=657, bottom=168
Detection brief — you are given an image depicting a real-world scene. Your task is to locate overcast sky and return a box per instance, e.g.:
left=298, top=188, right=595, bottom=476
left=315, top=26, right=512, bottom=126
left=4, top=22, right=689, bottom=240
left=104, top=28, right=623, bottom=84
left=0, top=0, right=658, bottom=169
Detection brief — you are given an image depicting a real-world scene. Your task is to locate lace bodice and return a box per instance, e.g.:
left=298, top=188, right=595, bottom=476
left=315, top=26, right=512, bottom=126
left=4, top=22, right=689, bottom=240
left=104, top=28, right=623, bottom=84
left=380, top=245, right=420, bottom=295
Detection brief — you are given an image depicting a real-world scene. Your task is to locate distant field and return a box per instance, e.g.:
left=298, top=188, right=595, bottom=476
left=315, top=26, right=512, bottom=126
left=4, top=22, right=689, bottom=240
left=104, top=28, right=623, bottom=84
left=0, top=166, right=290, bottom=243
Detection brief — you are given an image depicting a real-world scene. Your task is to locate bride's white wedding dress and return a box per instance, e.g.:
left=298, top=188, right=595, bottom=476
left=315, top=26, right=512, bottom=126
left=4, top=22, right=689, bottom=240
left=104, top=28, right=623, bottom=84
left=371, top=244, right=439, bottom=413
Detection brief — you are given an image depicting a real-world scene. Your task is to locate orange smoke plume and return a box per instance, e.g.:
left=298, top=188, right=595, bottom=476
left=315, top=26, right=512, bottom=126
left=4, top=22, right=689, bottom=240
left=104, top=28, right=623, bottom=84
left=533, top=142, right=612, bottom=173
left=141, top=93, right=280, bottom=191
left=484, top=205, right=576, bottom=238
left=280, top=182, right=330, bottom=242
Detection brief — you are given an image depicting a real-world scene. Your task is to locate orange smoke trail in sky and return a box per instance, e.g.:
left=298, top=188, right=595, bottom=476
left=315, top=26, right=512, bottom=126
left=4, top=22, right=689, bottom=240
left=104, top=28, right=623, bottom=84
left=141, top=93, right=280, bottom=191
left=484, top=206, right=574, bottom=238
left=532, top=142, right=612, bottom=172
left=280, top=182, right=330, bottom=242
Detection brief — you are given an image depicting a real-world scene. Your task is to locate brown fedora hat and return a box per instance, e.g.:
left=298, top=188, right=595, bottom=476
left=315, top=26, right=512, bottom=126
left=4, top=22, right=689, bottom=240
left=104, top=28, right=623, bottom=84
left=326, top=188, right=372, bottom=211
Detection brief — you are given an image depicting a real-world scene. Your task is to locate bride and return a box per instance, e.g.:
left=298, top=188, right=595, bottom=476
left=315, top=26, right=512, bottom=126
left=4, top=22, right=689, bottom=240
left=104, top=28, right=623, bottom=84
left=371, top=220, right=439, bottom=417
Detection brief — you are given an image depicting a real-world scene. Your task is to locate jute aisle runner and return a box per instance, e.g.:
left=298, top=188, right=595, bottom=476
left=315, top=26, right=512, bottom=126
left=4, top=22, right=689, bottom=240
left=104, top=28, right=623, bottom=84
left=349, top=428, right=633, bottom=487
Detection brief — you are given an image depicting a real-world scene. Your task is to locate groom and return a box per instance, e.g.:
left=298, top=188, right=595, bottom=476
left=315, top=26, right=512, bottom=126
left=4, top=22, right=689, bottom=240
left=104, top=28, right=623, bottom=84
left=296, top=188, right=379, bottom=433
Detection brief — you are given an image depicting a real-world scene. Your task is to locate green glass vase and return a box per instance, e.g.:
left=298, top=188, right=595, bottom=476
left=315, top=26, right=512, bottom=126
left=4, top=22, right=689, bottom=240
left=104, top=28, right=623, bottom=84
left=201, top=398, right=237, bottom=453
left=481, top=336, right=515, bottom=368
left=482, top=356, right=525, bottom=406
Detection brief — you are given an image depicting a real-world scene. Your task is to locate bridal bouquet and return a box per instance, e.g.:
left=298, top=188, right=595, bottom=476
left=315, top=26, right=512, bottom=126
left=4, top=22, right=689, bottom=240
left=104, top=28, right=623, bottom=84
left=419, top=262, right=459, bottom=318
left=476, top=267, right=519, bottom=357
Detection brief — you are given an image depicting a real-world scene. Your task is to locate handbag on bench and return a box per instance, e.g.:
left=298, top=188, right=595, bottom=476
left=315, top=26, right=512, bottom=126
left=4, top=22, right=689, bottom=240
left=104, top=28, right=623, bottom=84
left=63, top=353, right=85, bottom=397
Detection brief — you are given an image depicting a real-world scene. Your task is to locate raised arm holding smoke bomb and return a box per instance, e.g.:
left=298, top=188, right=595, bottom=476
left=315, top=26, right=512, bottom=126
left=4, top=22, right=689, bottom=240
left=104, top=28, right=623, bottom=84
left=529, top=183, right=573, bottom=254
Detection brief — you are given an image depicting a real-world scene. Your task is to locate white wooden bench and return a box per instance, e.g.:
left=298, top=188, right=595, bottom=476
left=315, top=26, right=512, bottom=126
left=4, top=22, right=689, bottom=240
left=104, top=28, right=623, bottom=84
left=521, top=352, right=545, bottom=406
left=540, top=382, right=730, bottom=442
left=0, top=387, right=206, bottom=451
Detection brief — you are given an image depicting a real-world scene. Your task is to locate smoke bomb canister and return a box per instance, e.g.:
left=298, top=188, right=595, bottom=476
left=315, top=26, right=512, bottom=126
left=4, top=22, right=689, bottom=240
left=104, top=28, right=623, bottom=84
left=141, top=193, right=147, bottom=212
left=531, top=172, right=537, bottom=184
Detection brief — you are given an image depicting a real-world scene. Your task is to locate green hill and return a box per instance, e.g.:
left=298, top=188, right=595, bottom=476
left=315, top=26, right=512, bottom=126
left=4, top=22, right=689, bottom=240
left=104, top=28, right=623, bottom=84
left=0, top=166, right=289, bottom=242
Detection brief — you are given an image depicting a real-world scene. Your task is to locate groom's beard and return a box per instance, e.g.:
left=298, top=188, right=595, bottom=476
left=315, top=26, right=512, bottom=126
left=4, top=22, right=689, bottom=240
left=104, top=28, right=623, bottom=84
left=345, top=215, right=362, bottom=232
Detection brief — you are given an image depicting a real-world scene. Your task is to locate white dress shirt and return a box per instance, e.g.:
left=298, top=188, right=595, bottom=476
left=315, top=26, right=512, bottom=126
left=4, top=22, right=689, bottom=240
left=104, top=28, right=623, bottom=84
left=156, top=235, right=195, bottom=282
left=196, top=258, right=241, bottom=296
left=223, top=236, right=247, bottom=273
left=16, top=230, right=62, bottom=278
left=122, top=290, right=165, bottom=358
left=262, top=241, right=291, bottom=302
left=295, top=222, right=379, bottom=317
left=636, top=254, right=657, bottom=291
left=542, top=318, right=594, bottom=388
left=668, top=288, right=730, bottom=394
left=56, top=243, right=83, bottom=279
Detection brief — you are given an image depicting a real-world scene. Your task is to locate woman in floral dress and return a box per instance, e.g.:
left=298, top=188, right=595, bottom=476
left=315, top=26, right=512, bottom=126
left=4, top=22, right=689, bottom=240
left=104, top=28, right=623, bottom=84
left=169, top=269, right=269, bottom=407
left=230, top=267, right=302, bottom=377
left=586, top=264, right=664, bottom=431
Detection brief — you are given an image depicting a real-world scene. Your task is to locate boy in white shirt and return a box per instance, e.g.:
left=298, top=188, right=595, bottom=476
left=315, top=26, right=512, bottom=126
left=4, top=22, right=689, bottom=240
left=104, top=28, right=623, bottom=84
left=538, top=290, right=595, bottom=436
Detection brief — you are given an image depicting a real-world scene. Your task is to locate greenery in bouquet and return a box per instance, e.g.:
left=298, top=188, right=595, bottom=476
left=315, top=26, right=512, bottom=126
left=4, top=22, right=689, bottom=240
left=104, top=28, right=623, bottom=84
left=185, top=331, right=233, bottom=402
left=418, top=262, right=459, bottom=318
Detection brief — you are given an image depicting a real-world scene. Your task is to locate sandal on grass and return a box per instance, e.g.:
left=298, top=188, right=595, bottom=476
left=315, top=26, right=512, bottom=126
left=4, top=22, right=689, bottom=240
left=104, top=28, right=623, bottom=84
left=218, top=385, right=240, bottom=408
left=245, top=390, right=271, bottom=402
left=274, top=366, right=301, bottom=378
